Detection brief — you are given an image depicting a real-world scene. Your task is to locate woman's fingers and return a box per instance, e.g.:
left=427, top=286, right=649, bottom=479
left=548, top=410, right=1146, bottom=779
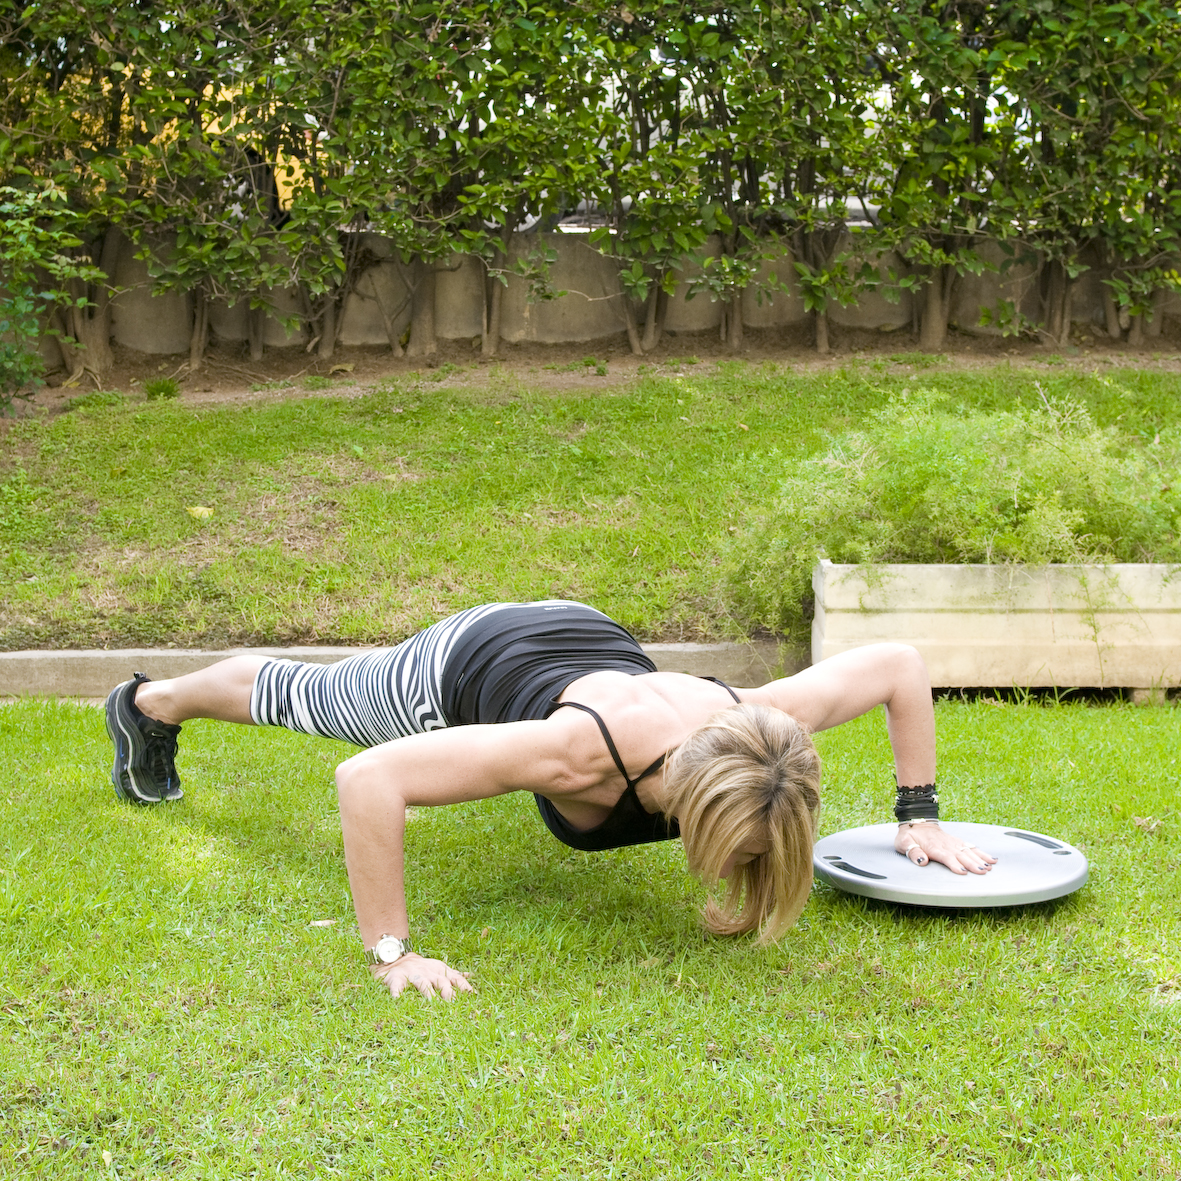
left=941, top=841, right=997, bottom=875
left=896, top=827, right=998, bottom=875
left=895, top=829, right=930, bottom=866
left=900, top=837, right=928, bottom=866
left=935, top=841, right=997, bottom=875
left=377, top=957, right=474, bottom=1002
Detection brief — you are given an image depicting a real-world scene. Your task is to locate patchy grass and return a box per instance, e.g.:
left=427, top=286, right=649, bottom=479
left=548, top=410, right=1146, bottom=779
left=1, top=696, right=1179, bottom=1177
left=1, top=361, right=1180, bottom=650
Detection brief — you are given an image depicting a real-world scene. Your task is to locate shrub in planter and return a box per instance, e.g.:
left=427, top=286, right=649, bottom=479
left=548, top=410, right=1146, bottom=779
left=725, top=388, right=1181, bottom=646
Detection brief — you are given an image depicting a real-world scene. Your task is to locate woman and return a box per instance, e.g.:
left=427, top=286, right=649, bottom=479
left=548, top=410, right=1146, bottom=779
left=104, top=600, right=995, bottom=1001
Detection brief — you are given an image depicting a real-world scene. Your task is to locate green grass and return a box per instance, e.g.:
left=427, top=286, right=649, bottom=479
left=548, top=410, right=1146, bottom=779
left=1, top=697, right=1179, bottom=1178
left=2, top=361, right=1181, bottom=651
left=143, top=378, right=180, bottom=402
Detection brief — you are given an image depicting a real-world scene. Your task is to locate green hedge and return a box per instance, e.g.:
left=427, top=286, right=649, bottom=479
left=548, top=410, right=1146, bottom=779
left=3, top=0, right=1181, bottom=368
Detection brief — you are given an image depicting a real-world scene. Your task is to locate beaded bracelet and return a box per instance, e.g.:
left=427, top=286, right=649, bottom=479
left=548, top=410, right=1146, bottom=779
left=894, top=782, right=939, bottom=823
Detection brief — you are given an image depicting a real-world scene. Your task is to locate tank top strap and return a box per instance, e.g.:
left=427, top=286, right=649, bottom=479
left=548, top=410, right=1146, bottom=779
left=553, top=700, right=665, bottom=791
left=700, top=675, right=741, bottom=703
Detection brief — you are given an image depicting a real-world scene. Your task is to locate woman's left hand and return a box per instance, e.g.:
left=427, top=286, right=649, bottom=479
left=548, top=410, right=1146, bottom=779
left=895, top=823, right=997, bottom=875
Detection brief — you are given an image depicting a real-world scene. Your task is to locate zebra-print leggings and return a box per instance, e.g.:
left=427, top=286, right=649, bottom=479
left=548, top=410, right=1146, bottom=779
left=248, top=601, right=574, bottom=748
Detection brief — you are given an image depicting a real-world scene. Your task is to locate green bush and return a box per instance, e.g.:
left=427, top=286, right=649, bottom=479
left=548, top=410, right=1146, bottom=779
left=0, top=337, right=44, bottom=411
left=0, top=185, right=101, bottom=413
left=725, top=389, right=1181, bottom=645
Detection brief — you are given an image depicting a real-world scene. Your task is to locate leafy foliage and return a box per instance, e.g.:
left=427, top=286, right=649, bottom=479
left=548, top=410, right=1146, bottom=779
left=0, top=184, right=102, bottom=410
left=726, top=388, right=1181, bottom=644
left=2, top=0, right=1181, bottom=362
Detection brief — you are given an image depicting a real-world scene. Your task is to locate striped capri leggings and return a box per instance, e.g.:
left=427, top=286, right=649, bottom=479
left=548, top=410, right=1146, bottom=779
left=248, top=601, right=563, bottom=749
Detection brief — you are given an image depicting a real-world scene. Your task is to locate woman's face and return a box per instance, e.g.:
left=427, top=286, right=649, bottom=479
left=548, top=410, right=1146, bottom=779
left=719, top=839, right=770, bottom=880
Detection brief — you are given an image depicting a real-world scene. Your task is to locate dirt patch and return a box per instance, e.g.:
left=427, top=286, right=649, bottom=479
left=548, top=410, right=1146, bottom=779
left=13, top=321, right=1181, bottom=419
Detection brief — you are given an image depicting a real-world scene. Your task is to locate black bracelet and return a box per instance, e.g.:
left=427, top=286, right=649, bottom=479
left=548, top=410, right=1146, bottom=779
left=895, top=782, right=939, bottom=823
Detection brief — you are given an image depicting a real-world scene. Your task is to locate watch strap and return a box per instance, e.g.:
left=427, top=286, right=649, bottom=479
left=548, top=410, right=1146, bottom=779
left=364, top=934, right=412, bottom=965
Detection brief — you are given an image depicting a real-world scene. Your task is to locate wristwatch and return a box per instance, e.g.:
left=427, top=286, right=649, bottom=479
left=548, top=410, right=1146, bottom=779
left=364, top=934, right=412, bottom=965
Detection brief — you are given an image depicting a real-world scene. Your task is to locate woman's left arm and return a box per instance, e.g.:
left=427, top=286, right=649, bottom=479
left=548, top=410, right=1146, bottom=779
left=335, top=714, right=597, bottom=1000
left=747, top=643, right=995, bottom=876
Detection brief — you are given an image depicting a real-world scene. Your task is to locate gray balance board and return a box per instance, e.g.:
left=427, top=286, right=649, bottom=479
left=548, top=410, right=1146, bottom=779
left=813, top=822, right=1088, bottom=908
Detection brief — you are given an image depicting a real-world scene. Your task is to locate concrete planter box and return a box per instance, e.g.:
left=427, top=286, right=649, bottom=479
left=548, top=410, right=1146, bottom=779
left=812, top=560, right=1181, bottom=690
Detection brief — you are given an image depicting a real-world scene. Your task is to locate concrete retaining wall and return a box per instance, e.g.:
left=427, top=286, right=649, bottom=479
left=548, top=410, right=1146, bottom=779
left=812, top=559, right=1181, bottom=689
left=0, top=640, right=800, bottom=700
left=76, top=232, right=1181, bottom=356
left=109, top=237, right=192, bottom=354
left=53, top=230, right=1181, bottom=354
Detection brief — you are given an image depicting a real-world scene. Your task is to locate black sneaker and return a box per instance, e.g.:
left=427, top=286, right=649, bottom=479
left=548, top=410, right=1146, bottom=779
left=105, top=672, right=184, bottom=804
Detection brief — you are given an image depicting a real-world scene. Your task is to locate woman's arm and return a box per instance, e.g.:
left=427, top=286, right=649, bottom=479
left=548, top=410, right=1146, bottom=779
left=746, top=643, right=994, bottom=876
left=745, top=642, right=935, bottom=773
left=335, top=714, right=596, bottom=1000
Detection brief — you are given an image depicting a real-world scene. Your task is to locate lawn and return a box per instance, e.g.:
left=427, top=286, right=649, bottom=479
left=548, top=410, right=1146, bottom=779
left=3, top=358, right=1180, bottom=652
left=1, top=695, right=1178, bottom=1179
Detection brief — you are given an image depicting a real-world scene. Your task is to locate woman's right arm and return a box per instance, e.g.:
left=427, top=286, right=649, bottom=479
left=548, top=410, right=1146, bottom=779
left=746, top=644, right=993, bottom=876
left=334, top=715, right=597, bottom=1000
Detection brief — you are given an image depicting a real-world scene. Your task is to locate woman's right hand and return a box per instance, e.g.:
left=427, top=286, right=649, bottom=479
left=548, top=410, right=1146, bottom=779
left=370, top=953, right=473, bottom=1001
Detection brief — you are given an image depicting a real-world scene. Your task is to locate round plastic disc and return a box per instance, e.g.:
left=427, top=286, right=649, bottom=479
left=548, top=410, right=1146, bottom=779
left=812, top=822, right=1088, bottom=908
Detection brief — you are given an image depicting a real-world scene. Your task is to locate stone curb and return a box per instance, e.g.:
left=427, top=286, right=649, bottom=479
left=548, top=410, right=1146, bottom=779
left=0, top=641, right=804, bottom=700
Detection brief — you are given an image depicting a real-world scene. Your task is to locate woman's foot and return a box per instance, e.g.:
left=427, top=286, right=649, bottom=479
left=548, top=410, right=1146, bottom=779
left=104, top=673, right=184, bottom=803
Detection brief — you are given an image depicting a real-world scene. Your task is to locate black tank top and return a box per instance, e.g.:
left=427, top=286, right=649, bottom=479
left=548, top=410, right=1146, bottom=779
left=439, top=602, right=656, bottom=725
left=535, top=677, right=742, bottom=851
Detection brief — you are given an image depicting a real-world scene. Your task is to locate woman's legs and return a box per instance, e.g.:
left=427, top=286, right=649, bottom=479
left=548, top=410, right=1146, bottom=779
left=134, top=655, right=268, bottom=725
left=106, top=614, right=466, bottom=802
left=107, top=601, right=505, bottom=803
left=106, top=656, right=270, bottom=804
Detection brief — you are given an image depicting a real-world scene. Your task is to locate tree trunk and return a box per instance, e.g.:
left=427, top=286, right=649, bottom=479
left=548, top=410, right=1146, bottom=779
left=1146, top=289, right=1166, bottom=338
left=726, top=295, right=743, bottom=351
left=58, top=225, right=121, bottom=381
left=942, top=264, right=959, bottom=332
left=59, top=299, right=114, bottom=381
left=482, top=275, right=504, bottom=358
left=189, top=287, right=209, bottom=372
left=1042, top=260, right=1071, bottom=347
left=1102, top=281, right=1122, bottom=339
left=623, top=294, right=643, bottom=356
left=1128, top=313, right=1145, bottom=348
left=407, top=261, right=437, bottom=357
left=919, top=268, right=947, bottom=351
left=247, top=303, right=266, bottom=362
left=317, top=296, right=336, bottom=360
left=641, top=284, right=668, bottom=352
left=482, top=223, right=515, bottom=358
left=814, top=308, right=830, bottom=355
left=368, top=263, right=405, bottom=357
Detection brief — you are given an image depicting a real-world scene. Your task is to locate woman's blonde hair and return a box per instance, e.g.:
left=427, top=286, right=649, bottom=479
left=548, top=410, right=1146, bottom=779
left=662, top=703, right=821, bottom=943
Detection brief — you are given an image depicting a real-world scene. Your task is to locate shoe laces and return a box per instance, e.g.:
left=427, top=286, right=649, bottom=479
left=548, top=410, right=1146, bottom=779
left=142, top=722, right=180, bottom=789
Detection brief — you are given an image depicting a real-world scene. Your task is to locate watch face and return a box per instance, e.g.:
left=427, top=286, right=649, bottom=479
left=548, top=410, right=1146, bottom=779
left=375, top=935, right=404, bottom=963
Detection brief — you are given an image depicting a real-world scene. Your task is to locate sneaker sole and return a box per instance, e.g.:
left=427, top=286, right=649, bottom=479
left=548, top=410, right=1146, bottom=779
left=105, top=680, right=183, bottom=804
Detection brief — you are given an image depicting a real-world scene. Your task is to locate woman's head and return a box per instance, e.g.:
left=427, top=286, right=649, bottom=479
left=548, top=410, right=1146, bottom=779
left=663, top=703, right=821, bottom=943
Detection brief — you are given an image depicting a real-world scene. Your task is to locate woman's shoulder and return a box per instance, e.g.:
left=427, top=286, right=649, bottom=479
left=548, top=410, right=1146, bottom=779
left=559, top=670, right=745, bottom=733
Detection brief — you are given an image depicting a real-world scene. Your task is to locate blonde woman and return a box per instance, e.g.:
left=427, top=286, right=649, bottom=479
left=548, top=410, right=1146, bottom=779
left=104, top=600, right=994, bottom=1001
